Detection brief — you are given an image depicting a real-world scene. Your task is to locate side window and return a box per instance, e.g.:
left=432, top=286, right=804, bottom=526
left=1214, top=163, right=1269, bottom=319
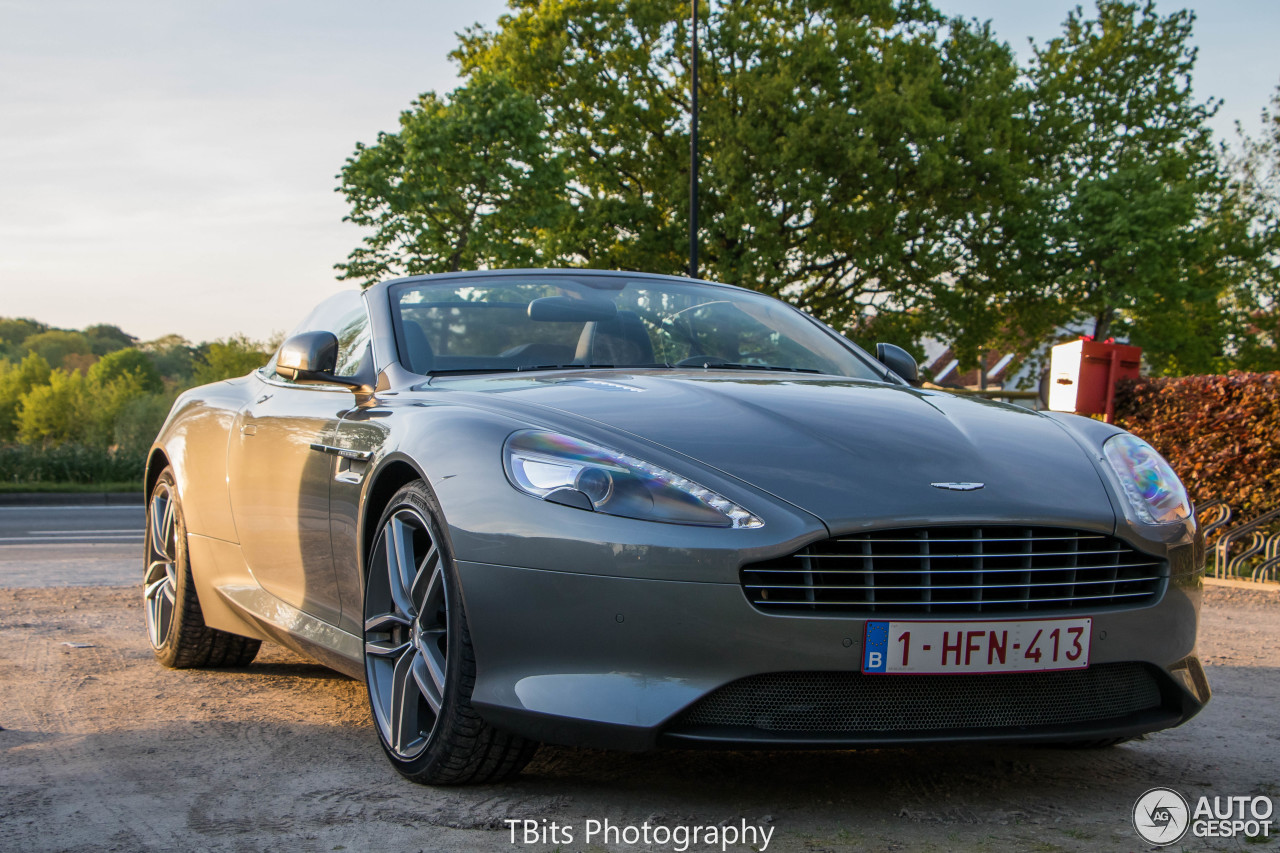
left=260, top=292, right=372, bottom=385
left=331, top=305, right=373, bottom=377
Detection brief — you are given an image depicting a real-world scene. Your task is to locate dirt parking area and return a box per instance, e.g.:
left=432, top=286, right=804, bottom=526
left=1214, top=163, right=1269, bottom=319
left=1, top=582, right=1278, bottom=853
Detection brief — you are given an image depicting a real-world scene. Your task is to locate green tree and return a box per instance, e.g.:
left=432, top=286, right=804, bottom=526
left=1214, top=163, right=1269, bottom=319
left=0, top=352, right=53, bottom=442
left=192, top=335, right=271, bottom=384
left=0, top=318, right=47, bottom=360
left=141, top=334, right=196, bottom=384
left=17, top=370, right=90, bottom=447
left=88, top=348, right=163, bottom=394
left=342, top=0, right=1030, bottom=353
left=21, top=330, right=94, bottom=371
left=1227, top=83, right=1280, bottom=371
left=83, top=324, right=137, bottom=356
left=1029, top=1, right=1242, bottom=372
left=337, top=72, right=567, bottom=282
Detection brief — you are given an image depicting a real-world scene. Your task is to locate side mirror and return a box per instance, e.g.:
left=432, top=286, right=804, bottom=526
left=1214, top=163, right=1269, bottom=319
left=875, top=342, right=919, bottom=385
left=276, top=331, right=338, bottom=381
left=275, top=331, right=375, bottom=395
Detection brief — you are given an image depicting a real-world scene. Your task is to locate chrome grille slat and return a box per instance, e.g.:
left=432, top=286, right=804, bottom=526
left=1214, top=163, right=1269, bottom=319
left=832, top=535, right=1110, bottom=544
left=743, top=526, right=1166, bottom=615
left=745, top=576, right=1163, bottom=590
left=797, top=548, right=1130, bottom=559
left=747, top=591, right=1156, bottom=607
left=743, top=561, right=1163, bottom=574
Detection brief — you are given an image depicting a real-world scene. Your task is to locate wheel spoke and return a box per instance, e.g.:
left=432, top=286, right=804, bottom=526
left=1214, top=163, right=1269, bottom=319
left=144, top=576, right=172, bottom=648
left=385, top=517, right=416, bottom=618
left=161, top=494, right=175, bottom=555
left=144, top=577, right=167, bottom=604
left=364, top=612, right=410, bottom=634
left=389, top=647, right=424, bottom=755
left=364, top=638, right=410, bottom=658
left=144, top=558, right=169, bottom=586
left=149, top=493, right=169, bottom=560
left=408, top=545, right=439, bottom=610
left=412, top=648, right=442, bottom=714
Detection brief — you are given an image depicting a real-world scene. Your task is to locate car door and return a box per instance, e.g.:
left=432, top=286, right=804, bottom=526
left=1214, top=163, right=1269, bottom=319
left=227, top=292, right=372, bottom=626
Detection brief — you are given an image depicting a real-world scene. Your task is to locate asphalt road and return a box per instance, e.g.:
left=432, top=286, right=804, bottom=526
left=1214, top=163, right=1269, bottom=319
left=0, top=504, right=141, bottom=587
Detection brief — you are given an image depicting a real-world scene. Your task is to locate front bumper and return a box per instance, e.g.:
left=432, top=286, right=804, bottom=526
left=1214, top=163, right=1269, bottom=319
left=458, top=559, right=1209, bottom=750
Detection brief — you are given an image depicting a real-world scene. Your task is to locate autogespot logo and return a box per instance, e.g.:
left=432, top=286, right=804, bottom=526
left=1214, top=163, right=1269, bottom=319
left=1134, top=787, right=1191, bottom=846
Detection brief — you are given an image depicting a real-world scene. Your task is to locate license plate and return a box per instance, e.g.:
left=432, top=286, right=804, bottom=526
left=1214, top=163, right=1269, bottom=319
left=862, top=618, right=1091, bottom=674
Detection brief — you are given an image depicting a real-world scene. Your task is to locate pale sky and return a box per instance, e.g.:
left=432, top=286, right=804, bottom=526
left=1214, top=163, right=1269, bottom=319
left=2, top=1, right=1277, bottom=344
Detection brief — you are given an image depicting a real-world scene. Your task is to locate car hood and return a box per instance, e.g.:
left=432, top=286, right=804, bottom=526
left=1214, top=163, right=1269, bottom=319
left=429, top=370, right=1118, bottom=533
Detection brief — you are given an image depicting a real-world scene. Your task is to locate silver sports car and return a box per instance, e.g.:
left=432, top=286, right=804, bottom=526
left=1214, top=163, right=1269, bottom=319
left=144, top=269, right=1209, bottom=784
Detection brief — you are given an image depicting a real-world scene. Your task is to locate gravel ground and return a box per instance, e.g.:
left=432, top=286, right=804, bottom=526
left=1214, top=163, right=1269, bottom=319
left=1, top=582, right=1277, bottom=853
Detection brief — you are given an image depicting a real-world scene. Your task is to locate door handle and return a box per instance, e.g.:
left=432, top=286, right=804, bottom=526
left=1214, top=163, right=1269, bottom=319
left=241, top=424, right=257, bottom=436
left=309, top=444, right=373, bottom=461
left=256, top=394, right=273, bottom=404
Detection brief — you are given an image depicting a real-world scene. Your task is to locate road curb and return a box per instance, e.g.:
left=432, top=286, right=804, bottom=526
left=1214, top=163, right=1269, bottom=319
left=0, top=492, right=143, bottom=507
left=1204, top=576, right=1280, bottom=593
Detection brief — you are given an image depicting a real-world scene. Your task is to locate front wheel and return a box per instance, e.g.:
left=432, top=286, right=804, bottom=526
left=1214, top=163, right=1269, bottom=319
left=364, top=480, right=537, bottom=784
left=145, top=467, right=260, bottom=668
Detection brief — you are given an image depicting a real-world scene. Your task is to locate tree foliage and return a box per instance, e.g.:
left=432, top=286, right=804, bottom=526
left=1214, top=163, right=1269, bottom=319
left=1027, top=1, right=1258, bottom=375
left=445, top=0, right=1035, bottom=354
left=334, top=0, right=1278, bottom=376
left=336, top=72, right=566, bottom=281
left=0, top=353, right=53, bottom=442
left=192, top=335, right=272, bottom=385
left=87, top=348, right=163, bottom=394
left=22, top=329, right=94, bottom=372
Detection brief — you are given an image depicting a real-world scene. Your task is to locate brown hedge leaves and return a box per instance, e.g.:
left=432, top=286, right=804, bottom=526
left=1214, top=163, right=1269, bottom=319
left=1114, top=372, right=1280, bottom=522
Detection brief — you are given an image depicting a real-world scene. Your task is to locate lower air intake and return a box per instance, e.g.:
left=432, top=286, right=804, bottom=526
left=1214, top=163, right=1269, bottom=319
left=673, top=663, right=1162, bottom=733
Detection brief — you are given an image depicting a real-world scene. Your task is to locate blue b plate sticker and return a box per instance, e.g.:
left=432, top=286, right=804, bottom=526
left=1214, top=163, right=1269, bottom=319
left=862, top=621, right=889, bottom=673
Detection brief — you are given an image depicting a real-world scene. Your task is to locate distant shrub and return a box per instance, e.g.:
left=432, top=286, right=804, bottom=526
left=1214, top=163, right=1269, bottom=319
left=0, top=443, right=144, bottom=485
left=1113, top=371, right=1280, bottom=522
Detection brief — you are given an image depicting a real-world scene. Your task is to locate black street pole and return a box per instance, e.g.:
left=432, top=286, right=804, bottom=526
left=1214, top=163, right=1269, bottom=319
left=689, top=0, right=699, bottom=279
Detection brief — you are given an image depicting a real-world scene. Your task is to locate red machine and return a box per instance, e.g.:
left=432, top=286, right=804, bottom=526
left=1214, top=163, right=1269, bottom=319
left=1047, top=339, right=1142, bottom=422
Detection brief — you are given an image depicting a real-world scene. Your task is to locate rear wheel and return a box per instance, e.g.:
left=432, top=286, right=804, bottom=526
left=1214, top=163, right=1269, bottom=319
left=363, top=480, right=537, bottom=784
left=145, top=468, right=260, bottom=668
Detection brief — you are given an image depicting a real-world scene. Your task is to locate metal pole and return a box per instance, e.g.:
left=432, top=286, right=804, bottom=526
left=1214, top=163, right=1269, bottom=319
left=689, top=0, right=699, bottom=279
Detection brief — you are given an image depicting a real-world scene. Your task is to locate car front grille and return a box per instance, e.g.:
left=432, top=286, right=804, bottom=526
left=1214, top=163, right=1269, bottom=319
left=741, top=526, right=1165, bottom=615
left=673, top=664, right=1163, bottom=733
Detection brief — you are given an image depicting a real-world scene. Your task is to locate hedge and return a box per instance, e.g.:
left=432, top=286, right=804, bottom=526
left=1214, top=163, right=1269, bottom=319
left=1113, top=371, right=1280, bottom=523
left=0, top=443, right=146, bottom=486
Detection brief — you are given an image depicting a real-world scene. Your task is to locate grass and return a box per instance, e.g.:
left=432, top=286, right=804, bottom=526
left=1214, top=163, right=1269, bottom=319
left=0, top=480, right=141, bottom=494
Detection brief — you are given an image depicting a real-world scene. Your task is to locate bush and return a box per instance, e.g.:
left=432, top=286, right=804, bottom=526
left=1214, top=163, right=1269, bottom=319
left=1113, top=371, right=1280, bottom=522
left=0, top=443, right=145, bottom=486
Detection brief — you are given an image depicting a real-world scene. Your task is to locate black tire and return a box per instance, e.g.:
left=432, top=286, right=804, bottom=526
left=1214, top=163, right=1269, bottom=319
left=144, top=467, right=260, bottom=669
left=363, top=480, right=537, bottom=785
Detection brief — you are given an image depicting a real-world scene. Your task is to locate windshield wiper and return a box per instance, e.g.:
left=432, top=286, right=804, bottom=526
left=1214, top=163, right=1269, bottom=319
left=425, top=363, right=618, bottom=376
left=681, top=362, right=823, bottom=374
left=515, top=363, right=616, bottom=372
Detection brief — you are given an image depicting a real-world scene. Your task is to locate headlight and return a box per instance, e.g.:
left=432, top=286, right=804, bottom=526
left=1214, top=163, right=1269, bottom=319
left=1102, top=434, right=1191, bottom=525
left=503, top=430, right=764, bottom=529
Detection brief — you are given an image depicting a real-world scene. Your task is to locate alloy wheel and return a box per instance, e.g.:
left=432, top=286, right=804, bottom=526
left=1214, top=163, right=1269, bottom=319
left=144, top=482, right=177, bottom=649
left=365, top=507, right=448, bottom=760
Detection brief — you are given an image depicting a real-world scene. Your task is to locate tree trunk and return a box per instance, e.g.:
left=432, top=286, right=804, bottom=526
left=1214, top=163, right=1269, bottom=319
left=1093, top=307, right=1114, bottom=342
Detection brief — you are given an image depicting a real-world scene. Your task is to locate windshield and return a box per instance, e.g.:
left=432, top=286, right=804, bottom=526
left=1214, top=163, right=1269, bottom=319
left=388, top=274, right=885, bottom=381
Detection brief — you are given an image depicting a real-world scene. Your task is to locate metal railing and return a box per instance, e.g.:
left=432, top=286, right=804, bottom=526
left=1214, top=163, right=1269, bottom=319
left=1211, top=507, right=1280, bottom=579
left=1195, top=499, right=1233, bottom=542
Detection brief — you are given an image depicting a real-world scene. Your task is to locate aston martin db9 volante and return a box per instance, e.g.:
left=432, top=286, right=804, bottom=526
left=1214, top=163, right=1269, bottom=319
left=144, top=269, right=1209, bottom=784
